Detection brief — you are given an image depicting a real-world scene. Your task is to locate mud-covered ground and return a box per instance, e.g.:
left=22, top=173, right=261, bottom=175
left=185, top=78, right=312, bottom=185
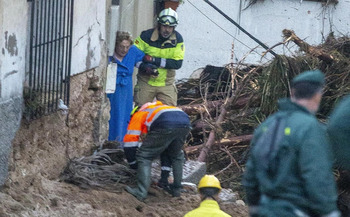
left=0, top=173, right=248, bottom=217
left=1, top=111, right=248, bottom=217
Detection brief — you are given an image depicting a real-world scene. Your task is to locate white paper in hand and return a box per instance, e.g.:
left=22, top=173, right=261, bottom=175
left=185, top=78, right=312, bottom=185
left=105, top=62, right=118, bottom=93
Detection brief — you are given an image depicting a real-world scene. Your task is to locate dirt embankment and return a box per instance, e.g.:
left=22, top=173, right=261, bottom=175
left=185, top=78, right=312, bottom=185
left=1, top=70, right=248, bottom=217
left=0, top=173, right=248, bottom=217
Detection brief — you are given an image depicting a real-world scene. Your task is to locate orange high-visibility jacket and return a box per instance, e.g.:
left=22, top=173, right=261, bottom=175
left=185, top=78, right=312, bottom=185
left=123, top=101, right=184, bottom=148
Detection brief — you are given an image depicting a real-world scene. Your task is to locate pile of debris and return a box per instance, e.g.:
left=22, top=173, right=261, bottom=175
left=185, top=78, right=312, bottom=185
left=60, top=147, right=136, bottom=192
left=176, top=30, right=350, bottom=197
left=60, top=30, right=350, bottom=214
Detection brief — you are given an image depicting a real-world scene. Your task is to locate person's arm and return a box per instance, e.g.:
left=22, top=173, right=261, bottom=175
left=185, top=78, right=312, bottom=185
left=142, top=32, right=185, bottom=69
left=328, top=95, right=350, bottom=170
left=130, top=45, right=145, bottom=68
left=242, top=133, right=261, bottom=217
left=123, top=111, right=147, bottom=169
left=299, top=121, right=340, bottom=216
left=143, top=54, right=183, bottom=69
left=242, top=155, right=260, bottom=217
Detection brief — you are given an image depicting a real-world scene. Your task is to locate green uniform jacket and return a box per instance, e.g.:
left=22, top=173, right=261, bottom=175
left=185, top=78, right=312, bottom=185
left=134, top=28, right=185, bottom=86
left=328, top=95, right=350, bottom=170
left=184, top=200, right=231, bottom=217
left=243, top=98, right=338, bottom=216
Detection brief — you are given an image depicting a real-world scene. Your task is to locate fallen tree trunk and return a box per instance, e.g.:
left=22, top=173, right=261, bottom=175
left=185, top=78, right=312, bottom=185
left=179, top=100, right=223, bottom=116
left=282, top=29, right=334, bottom=64
left=185, top=134, right=253, bottom=155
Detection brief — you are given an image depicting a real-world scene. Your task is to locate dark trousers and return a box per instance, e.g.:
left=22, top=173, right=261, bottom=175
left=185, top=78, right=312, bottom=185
left=136, top=127, right=190, bottom=193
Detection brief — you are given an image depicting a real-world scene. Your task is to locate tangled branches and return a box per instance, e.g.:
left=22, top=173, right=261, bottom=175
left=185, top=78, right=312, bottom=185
left=60, top=148, right=136, bottom=192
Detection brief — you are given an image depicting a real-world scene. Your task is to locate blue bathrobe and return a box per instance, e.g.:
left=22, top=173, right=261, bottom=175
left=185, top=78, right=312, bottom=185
left=107, top=45, right=144, bottom=142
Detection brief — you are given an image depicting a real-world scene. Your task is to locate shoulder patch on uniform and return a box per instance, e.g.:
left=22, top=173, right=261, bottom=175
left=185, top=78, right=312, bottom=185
left=284, top=127, right=291, bottom=135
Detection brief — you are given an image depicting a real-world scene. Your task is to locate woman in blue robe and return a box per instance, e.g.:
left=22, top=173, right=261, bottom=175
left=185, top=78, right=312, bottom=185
left=107, top=31, right=144, bottom=142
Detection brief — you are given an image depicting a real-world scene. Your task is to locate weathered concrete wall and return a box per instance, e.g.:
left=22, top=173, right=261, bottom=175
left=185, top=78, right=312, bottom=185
left=8, top=0, right=110, bottom=183
left=0, top=0, right=110, bottom=186
left=71, top=0, right=107, bottom=75
left=0, top=0, right=27, bottom=99
left=119, top=0, right=154, bottom=40
left=176, top=0, right=350, bottom=79
left=10, top=61, right=110, bottom=185
left=1, top=0, right=160, bottom=187
left=0, top=0, right=27, bottom=185
left=107, top=4, right=120, bottom=56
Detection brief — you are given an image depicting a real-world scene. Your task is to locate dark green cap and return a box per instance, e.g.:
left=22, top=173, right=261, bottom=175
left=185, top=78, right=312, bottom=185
left=292, top=69, right=325, bottom=86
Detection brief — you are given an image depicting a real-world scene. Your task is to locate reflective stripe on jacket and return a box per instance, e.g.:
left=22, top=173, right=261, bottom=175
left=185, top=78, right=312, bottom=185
left=123, top=101, right=183, bottom=148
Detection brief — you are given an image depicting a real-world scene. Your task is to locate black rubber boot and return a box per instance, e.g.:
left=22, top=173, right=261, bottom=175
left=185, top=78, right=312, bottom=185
left=157, top=170, right=170, bottom=189
left=171, top=154, right=184, bottom=197
left=125, top=160, right=152, bottom=201
left=125, top=186, right=144, bottom=201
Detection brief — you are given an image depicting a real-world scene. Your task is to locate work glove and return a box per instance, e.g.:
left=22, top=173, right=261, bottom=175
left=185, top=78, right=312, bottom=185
left=143, top=54, right=156, bottom=64
left=143, top=54, right=163, bottom=68
left=139, top=63, right=159, bottom=77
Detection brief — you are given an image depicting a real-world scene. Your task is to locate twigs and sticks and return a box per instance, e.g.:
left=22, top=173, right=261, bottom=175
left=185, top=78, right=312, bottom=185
left=283, top=29, right=334, bottom=63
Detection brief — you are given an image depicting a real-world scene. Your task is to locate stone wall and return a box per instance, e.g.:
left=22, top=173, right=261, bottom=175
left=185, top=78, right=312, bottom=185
left=0, top=98, right=22, bottom=185
left=8, top=62, right=109, bottom=186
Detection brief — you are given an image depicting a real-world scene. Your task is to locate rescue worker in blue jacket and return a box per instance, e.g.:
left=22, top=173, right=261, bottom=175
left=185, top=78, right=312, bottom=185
left=243, top=70, right=340, bottom=217
left=134, top=8, right=185, bottom=106
left=328, top=94, right=350, bottom=170
left=184, top=175, right=231, bottom=217
left=124, top=101, right=191, bottom=201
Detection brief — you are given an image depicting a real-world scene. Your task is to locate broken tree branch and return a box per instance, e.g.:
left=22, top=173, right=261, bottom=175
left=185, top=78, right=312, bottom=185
left=197, top=67, right=258, bottom=162
left=185, top=134, right=253, bottom=155
left=282, top=29, right=334, bottom=64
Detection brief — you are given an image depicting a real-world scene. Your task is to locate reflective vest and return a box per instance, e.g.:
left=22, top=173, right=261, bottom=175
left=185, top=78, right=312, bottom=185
left=123, top=101, right=183, bottom=148
left=134, top=28, right=185, bottom=86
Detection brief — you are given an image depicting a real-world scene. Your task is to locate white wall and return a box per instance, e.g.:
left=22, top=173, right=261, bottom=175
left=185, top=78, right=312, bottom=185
left=0, top=0, right=27, bottom=99
left=71, top=0, right=107, bottom=75
left=0, top=0, right=27, bottom=186
left=0, top=0, right=108, bottom=89
left=119, top=0, right=154, bottom=41
left=176, top=0, right=350, bottom=79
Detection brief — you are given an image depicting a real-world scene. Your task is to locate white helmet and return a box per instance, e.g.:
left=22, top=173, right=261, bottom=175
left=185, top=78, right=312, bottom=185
left=157, top=8, right=179, bottom=27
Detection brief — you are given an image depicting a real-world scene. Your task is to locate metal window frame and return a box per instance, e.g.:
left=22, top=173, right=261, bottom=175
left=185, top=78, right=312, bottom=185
left=26, top=0, right=74, bottom=119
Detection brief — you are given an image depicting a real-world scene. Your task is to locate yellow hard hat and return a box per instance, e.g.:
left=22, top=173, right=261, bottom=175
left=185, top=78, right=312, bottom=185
left=198, top=175, right=222, bottom=190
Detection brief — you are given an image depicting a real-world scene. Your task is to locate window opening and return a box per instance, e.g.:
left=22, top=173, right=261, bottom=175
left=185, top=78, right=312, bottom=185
left=26, top=0, right=74, bottom=119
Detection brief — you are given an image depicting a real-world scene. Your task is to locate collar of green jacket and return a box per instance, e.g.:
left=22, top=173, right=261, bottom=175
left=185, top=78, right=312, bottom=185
left=278, top=98, right=313, bottom=115
left=151, top=28, right=177, bottom=45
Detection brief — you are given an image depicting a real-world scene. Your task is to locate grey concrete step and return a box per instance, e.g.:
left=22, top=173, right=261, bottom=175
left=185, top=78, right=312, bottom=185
left=151, top=159, right=206, bottom=185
